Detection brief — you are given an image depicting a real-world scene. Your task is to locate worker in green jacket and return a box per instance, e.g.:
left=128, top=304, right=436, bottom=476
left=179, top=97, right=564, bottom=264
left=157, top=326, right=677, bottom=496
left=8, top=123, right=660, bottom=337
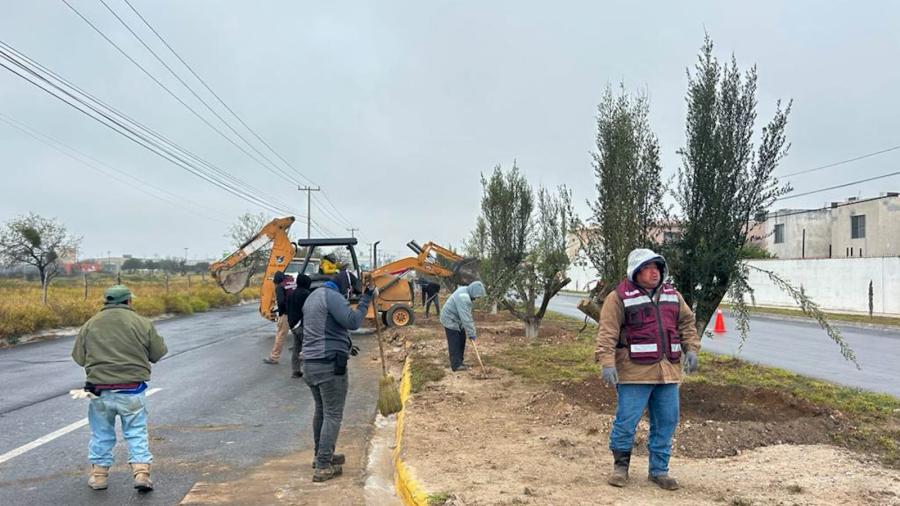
left=72, top=285, right=167, bottom=493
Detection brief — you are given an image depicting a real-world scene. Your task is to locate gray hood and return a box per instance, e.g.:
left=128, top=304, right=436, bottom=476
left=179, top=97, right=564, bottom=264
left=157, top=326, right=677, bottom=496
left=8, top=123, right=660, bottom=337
left=466, top=281, right=486, bottom=299
left=626, top=248, right=667, bottom=283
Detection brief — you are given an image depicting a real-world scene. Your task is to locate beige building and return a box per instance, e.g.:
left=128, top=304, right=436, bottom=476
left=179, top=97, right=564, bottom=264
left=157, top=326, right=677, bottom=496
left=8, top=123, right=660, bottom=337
left=763, top=193, right=900, bottom=259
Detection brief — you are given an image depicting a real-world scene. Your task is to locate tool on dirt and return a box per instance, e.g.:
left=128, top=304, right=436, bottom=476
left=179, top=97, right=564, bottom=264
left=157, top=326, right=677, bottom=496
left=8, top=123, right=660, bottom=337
left=470, top=337, right=487, bottom=375
left=373, top=293, right=402, bottom=416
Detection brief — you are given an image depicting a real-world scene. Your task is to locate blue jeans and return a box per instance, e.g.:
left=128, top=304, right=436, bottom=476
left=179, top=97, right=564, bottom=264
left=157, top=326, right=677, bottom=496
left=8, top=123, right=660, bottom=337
left=609, top=383, right=679, bottom=477
left=88, top=391, right=152, bottom=466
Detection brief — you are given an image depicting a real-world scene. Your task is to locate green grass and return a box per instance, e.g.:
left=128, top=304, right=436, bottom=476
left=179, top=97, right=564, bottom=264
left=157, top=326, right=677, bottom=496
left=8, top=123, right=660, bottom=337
left=690, top=353, right=900, bottom=417
left=427, top=492, right=453, bottom=506
left=492, top=332, right=600, bottom=383
left=411, top=357, right=447, bottom=393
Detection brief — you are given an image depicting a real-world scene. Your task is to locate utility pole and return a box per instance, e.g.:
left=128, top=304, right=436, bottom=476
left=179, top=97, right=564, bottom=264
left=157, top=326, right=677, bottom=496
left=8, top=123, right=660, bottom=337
left=297, top=185, right=321, bottom=238
left=346, top=227, right=358, bottom=238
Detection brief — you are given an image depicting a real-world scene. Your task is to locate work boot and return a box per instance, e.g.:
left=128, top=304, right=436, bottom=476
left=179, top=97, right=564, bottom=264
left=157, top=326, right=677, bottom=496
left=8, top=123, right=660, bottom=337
left=311, top=453, right=345, bottom=469
left=262, top=357, right=278, bottom=365
left=649, top=473, right=680, bottom=490
left=607, top=451, right=631, bottom=487
left=88, top=465, right=109, bottom=490
left=452, top=364, right=468, bottom=372
left=131, top=463, right=153, bottom=492
left=312, top=464, right=343, bottom=482
left=291, top=371, right=303, bottom=378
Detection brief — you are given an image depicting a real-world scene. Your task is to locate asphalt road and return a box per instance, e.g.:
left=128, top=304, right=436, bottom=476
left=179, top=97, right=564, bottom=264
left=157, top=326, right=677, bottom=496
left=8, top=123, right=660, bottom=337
left=548, top=294, right=900, bottom=398
left=0, top=304, right=381, bottom=505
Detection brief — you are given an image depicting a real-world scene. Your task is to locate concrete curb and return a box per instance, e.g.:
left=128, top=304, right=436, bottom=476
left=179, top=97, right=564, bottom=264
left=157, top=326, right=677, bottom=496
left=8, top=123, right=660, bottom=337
left=392, top=357, right=429, bottom=506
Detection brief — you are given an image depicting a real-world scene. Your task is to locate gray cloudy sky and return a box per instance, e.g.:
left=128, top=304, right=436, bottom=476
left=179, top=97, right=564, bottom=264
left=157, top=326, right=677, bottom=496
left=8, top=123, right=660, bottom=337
left=1, top=0, right=899, bottom=261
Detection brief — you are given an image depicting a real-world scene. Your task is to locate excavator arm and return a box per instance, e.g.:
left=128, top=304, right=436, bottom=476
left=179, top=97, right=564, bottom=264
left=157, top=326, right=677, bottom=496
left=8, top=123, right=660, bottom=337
left=369, top=241, right=479, bottom=285
left=210, top=216, right=296, bottom=321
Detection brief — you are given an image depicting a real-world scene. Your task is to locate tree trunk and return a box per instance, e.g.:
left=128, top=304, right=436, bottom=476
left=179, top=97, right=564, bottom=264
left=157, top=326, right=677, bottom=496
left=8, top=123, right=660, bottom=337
left=165, top=274, right=170, bottom=295
left=491, top=301, right=498, bottom=314
left=188, top=274, right=192, bottom=289
left=37, top=266, right=48, bottom=305
left=83, top=273, right=88, bottom=301
left=524, top=318, right=540, bottom=339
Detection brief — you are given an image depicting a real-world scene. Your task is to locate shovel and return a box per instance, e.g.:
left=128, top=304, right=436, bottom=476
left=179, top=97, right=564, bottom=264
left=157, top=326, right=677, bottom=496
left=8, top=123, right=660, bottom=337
left=470, top=337, right=487, bottom=375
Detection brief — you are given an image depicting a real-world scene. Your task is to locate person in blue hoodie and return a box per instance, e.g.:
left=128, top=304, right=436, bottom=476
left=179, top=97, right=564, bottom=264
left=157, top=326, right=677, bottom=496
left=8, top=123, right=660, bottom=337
left=301, top=278, right=373, bottom=482
left=439, top=281, right=486, bottom=371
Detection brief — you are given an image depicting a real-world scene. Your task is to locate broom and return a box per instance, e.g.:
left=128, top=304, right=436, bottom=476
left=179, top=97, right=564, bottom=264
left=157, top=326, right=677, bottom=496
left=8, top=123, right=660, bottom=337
left=373, top=293, right=402, bottom=416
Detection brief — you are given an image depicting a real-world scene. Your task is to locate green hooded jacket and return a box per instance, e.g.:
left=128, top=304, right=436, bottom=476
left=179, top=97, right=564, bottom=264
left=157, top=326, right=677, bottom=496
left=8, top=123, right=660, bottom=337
left=71, top=304, right=168, bottom=384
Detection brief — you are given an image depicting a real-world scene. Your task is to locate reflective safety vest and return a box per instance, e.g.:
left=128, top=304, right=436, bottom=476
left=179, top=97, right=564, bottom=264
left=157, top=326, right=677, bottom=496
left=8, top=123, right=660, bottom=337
left=615, top=280, right=682, bottom=364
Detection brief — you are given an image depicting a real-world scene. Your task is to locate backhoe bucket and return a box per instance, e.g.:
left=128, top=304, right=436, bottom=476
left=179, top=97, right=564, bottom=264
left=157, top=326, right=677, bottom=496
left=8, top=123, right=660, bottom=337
left=214, top=268, right=253, bottom=294
left=450, top=257, right=481, bottom=285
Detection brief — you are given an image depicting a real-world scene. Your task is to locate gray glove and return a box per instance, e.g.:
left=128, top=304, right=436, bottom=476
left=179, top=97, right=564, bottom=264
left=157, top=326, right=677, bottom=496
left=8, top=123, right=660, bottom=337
left=601, top=366, right=618, bottom=386
left=684, top=350, right=699, bottom=374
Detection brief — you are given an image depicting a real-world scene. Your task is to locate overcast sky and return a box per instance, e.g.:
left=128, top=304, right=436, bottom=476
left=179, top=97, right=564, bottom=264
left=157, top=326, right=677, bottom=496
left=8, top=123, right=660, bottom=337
left=1, top=1, right=898, bottom=262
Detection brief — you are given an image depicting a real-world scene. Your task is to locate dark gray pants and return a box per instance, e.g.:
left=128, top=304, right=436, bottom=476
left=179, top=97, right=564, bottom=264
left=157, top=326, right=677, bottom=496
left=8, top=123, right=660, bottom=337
left=302, top=361, right=348, bottom=468
left=290, top=327, right=303, bottom=375
left=444, top=326, right=466, bottom=370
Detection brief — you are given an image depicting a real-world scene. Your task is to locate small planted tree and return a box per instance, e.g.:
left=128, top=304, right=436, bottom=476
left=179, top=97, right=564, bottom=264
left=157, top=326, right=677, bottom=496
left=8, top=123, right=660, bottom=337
left=475, top=164, right=573, bottom=337
left=0, top=213, right=80, bottom=304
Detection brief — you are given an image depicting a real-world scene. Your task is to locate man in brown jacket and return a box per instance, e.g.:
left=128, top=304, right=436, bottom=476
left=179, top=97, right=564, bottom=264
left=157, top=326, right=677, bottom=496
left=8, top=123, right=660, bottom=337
left=595, top=248, right=700, bottom=490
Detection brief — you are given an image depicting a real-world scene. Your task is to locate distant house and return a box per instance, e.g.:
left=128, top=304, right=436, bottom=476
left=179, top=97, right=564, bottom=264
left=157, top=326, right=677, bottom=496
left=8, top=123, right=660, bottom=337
left=760, top=193, right=900, bottom=259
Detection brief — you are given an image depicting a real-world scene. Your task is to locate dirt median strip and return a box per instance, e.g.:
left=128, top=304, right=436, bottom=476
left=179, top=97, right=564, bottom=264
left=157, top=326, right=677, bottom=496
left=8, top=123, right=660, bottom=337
left=391, top=310, right=900, bottom=506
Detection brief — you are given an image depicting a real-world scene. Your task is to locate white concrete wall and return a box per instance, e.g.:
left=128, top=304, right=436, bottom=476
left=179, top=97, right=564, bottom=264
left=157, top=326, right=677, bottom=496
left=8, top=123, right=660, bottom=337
left=742, top=257, right=900, bottom=315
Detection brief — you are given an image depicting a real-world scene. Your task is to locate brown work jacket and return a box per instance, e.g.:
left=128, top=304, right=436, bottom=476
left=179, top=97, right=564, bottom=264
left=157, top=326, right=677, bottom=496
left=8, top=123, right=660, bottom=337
left=594, top=289, right=701, bottom=384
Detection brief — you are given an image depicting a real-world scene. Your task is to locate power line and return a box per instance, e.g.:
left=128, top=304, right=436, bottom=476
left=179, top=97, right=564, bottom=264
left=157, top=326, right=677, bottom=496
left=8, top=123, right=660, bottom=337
left=780, top=144, right=900, bottom=179
left=765, top=194, right=896, bottom=220
left=119, top=0, right=358, bottom=228
left=0, top=111, right=228, bottom=224
left=95, top=0, right=302, bottom=186
left=776, top=169, right=900, bottom=201
left=120, top=0, right=316, bottom=187
left=0, top=40, right=295, bottom=214
left=0, top=41, right=302, bottom=217
left=59, top=0, right=301, bottom=189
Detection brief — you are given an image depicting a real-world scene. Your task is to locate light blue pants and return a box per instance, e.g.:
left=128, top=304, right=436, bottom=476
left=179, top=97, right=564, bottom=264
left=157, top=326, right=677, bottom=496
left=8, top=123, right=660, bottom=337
left=87, top=391, right=152, bottom=467
left=609, top=383, right=680, bottom=477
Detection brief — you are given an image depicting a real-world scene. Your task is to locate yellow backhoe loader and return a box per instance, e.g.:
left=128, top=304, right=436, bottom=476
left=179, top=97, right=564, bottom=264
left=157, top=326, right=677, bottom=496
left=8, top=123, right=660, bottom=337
left=210, top=216, right=480, bottom=327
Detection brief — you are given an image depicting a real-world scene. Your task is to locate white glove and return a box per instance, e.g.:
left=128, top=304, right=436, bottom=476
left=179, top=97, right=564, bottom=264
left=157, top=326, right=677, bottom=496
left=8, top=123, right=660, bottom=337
left=69, top=389, right=97, bottom=400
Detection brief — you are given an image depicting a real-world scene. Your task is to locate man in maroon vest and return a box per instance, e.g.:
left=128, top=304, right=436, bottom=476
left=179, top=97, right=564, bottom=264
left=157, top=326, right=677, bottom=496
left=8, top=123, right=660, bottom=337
left=595, top=248, right=701, bottom=490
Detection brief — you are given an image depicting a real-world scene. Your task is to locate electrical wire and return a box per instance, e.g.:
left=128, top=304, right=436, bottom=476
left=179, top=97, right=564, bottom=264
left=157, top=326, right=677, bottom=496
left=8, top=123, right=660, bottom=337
left=60, top=0, right=301, bottom=188
left=0, top=111, right=228, bottom=224
left=780, top=144, right=900, bottom=178
left=0, top=41, right=301, bottom=216
left=776, top=169, right=900, bottom=201
left=119, top=0, right=357, bottom=229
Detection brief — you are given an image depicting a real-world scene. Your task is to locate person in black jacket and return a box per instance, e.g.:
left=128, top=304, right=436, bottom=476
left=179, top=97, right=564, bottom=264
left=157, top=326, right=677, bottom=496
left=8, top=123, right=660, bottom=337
left=423, top=281, right=441, bottom=317
left=286, top=274, right=313, bottom=378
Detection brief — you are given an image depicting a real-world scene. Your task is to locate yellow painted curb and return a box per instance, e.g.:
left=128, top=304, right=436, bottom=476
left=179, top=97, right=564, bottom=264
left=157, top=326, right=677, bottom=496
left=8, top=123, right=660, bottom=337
left=393, top=357, right=429, bottom=506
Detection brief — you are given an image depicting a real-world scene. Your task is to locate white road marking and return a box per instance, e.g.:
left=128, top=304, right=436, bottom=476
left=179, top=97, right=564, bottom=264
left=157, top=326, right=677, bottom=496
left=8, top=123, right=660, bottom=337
left=0, top=387, right=162, bottom=465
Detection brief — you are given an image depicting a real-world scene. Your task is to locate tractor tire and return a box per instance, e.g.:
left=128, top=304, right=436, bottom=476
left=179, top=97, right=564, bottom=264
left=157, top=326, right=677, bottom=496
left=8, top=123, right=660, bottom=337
left=385, top=305, right=415, bottom=328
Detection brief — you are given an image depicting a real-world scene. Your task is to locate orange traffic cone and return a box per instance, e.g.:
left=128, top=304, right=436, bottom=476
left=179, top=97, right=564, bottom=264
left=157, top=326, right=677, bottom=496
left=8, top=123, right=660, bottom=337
left=713, top=309, right=726, bottom=334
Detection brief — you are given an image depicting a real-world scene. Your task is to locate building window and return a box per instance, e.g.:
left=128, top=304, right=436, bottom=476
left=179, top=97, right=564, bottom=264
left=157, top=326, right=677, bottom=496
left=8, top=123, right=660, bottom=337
left=851, top=215, right=866, bottom=239
left=774, top=224, right=784, bottom=244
